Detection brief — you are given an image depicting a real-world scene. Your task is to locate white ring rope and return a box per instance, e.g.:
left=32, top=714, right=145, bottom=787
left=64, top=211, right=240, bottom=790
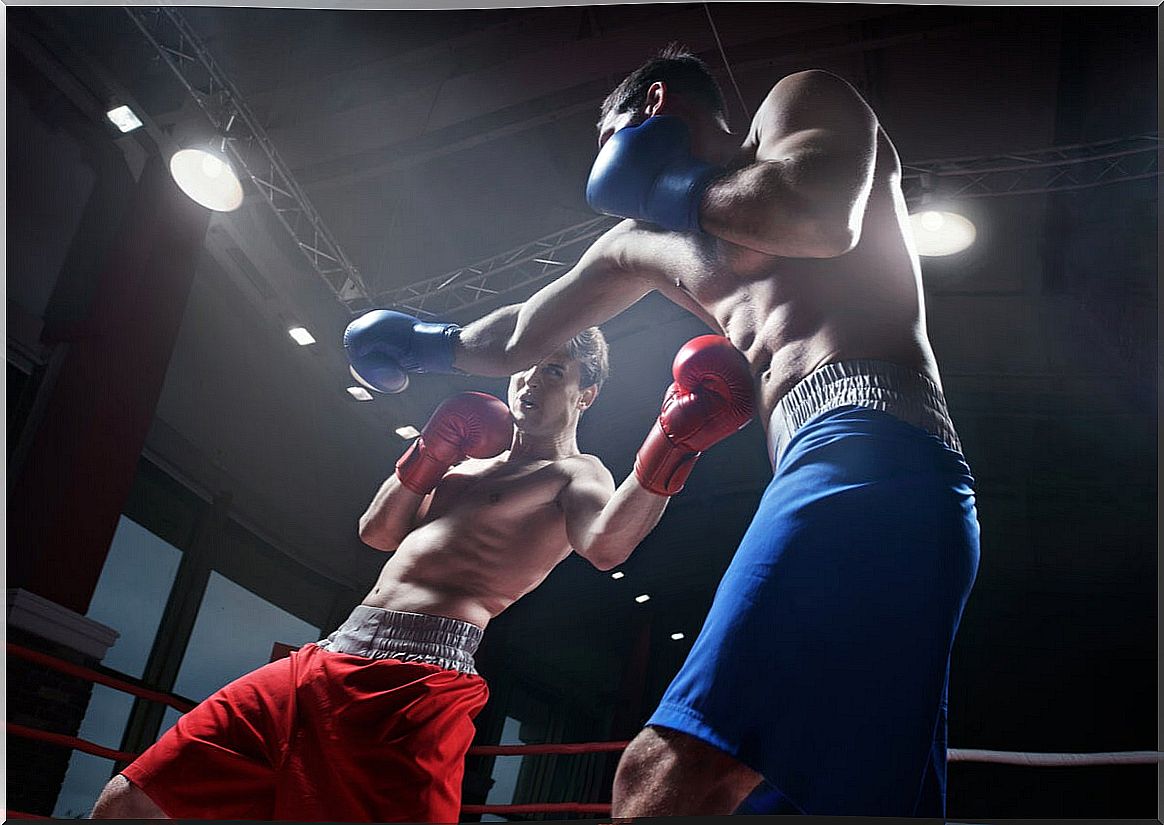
left=949, top=749, right=1163, bottom=766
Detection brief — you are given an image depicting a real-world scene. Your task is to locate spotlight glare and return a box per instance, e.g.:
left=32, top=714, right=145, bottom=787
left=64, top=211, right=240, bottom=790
left=346, top=386, right=374, bottom=401
left=909, top=209, right=976, bottom=257
left=106, top=105, right=143, bottom=133
left=288, top=327, right=316, bottom=346
left=169, top=147, right=244, bottom=212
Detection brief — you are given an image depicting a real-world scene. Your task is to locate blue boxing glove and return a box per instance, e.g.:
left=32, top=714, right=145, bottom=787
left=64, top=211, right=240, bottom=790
left=343, top=309, right=460, bottom=394
left=586, top=116, right=721, bottom=233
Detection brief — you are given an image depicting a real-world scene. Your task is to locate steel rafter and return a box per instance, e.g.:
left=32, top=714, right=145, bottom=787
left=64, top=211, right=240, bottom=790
left=902, top=134, right=1159, bottom=200
left=117, top=9, right=1157, bottom=319
left=124, top=6, right=370, bottom=306
left=376, top=133, right=1158, bottom=319
left=373, top=216, right=617, bottom=320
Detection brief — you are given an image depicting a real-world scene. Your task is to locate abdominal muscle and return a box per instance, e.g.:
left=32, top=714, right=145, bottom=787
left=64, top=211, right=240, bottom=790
left=651, top=181, right=939, bottom=428
left=360, top=496, right=573, bottom=630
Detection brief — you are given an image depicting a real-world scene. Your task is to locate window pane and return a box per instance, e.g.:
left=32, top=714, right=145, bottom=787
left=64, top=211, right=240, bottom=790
left=482, top=716, right=524, bottom=820
left=53, top=516, right=183, bottom=816
left=173, top=571, right=322, bottom=702
left=86, top=515, right=183, bottom=677
left=51, top=687, right=134, bottom=818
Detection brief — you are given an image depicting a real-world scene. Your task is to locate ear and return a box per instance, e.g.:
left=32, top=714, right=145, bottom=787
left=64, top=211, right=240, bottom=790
left=578, top=384, right=598, bottom=411
left=644, top=81, right=667, bottom=117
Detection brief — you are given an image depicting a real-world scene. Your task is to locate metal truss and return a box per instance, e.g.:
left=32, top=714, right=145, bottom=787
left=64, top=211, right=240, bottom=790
left=375, top=216, right=616, bottom=319
left=378, top=133, right=1159, bottom=319
left=124, top=6, right=370, bottom=307
left=902, top=133, right=1159, bottom=200
left=119, top=7, right=1157, bottom=318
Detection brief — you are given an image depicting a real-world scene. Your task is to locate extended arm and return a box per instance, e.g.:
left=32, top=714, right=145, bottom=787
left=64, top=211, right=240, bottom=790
left=454, top=224, right=657, bottom=377
left=700, top=70, right=878, bottom=258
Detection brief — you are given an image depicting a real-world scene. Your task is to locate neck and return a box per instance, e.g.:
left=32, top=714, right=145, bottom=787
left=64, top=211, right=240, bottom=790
left=508, top=427, right=580, bottom=462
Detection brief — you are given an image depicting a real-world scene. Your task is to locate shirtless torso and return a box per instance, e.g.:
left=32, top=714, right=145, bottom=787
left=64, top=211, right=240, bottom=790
left=647, top=125, right=936, bottom=421
left=363, top=449, right=604, bottom=629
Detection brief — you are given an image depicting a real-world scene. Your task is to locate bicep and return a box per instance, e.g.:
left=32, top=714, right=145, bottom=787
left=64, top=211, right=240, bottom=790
left=559, top=463, right=616, bottom=553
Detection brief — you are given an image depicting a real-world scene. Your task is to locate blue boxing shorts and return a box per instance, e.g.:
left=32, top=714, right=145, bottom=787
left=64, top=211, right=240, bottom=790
left=647, top=360, right=980, bottom=818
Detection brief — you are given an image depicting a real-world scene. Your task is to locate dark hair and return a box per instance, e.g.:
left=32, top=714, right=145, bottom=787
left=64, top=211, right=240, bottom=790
left=564, top=327, right=610, bottom=393
left=599, top=44, right=728, bottom=128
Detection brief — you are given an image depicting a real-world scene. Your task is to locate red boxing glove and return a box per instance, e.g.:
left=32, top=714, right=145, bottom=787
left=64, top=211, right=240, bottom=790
left=396, top=392, right=513, bottom=495
left=635, top=335, right=755, bottom=496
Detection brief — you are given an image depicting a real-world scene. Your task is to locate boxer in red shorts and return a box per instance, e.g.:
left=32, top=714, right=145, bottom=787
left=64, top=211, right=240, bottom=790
left=91, top=326, right=753, bottom=822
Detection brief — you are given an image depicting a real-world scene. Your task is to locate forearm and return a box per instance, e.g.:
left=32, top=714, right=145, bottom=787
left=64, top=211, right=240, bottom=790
left=576, top=476, right=669, bottom=571
left=457, top=227, right=653, bottom=377
left=700, top=160, right=860, bottom=258
left=454, top=304, right=528, bottom=377
left=357, top=474, right=424, bottom=552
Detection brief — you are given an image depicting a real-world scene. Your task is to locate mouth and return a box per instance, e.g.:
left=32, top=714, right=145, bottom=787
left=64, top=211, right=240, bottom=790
left=518, top=396, right=539, bottom=411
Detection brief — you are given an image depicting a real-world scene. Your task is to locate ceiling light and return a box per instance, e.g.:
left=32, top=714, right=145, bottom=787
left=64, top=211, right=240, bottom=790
left=395, top=425, right=421, bottom=439
left=288, top=327, right=315, bottom=346
left=610, top=571, right=625, bottom=580
left=670, top=632, right=685, bottom=641
left=346, top=386, right=374, bottom=401
left=169, top=146, right=244, bottom=212
left=634, top=594, right=650, bottom=604
left=909, top=209, right=976, bottom=257
left=106, top=105, right=142, bottom=133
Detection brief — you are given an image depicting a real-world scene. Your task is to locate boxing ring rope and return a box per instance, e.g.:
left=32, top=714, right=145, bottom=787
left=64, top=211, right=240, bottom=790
left=6, top=643, right=197, bottom=713
left=6, top=642, right=1162, bottom=820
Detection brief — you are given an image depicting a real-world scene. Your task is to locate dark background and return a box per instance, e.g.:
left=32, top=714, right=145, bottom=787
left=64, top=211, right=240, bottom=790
left=6, top=3, right=1158, bottom=819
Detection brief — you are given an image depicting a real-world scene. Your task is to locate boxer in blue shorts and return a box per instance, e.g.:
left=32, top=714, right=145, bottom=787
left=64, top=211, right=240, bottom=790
left=650, top=362, right=979, bottom=817
left=342, top=47, right=981, bottom=816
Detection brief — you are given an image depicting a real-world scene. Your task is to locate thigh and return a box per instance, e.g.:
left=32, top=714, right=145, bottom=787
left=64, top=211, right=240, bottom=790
left=277, top=647, right=490, bottom=822
left=650, top=416, right=979, bottom=816
left=121, top=657, right=296, bottom=819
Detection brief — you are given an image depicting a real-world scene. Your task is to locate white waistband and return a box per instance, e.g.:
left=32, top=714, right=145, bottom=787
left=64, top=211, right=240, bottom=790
left=316, top=606, right=484, bottom=675
left=767, top=360, right=962, bottom=467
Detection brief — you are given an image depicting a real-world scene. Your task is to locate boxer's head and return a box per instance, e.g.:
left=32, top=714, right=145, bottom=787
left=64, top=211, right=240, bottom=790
left=598, top=45, right=729, bottom=151
left=508, top=327, right=609, bottom=433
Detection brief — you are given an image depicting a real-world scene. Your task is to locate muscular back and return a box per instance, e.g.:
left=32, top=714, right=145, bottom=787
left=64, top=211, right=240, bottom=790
left=363, top=453, right=597, bottom=628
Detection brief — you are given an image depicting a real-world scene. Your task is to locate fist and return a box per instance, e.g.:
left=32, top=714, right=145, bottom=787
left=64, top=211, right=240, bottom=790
left=344, top=309, right=461, bottom=394
left=659, top=335, right=755, bottom=451
left=635, top=336, right=754, bottom=496
left=586, top=116, right=721, bottom=233
left=396, top=392, right=513, bottom=495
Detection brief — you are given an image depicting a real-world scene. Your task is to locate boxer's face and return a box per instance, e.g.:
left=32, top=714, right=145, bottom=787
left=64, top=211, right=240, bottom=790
left=507, top=350, right=595, bottom=434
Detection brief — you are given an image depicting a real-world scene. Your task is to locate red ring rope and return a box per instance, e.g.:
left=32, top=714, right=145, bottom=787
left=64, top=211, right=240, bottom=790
left=7, top=643, right=196, bottom=713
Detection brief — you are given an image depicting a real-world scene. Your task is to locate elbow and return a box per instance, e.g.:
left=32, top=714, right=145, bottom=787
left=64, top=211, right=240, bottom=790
left=358, top=518, right=398, bottom=553
left=798, top=213, right=861, bottom=258
left=815, top=223, right=859, bottom=257
left=581, top=541, right=628, bottom=572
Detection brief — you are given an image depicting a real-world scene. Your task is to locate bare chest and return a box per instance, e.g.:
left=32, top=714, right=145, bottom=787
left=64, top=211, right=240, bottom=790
left=423, top=460, right=568, bottom=531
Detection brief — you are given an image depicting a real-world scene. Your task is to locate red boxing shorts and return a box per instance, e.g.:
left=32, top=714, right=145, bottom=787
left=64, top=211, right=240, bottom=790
left=122, top=608, right=489, bottom=822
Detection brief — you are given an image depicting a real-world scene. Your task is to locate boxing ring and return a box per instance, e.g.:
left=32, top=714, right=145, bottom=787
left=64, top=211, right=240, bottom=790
left=6, top=641, right=1160, bottom=819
